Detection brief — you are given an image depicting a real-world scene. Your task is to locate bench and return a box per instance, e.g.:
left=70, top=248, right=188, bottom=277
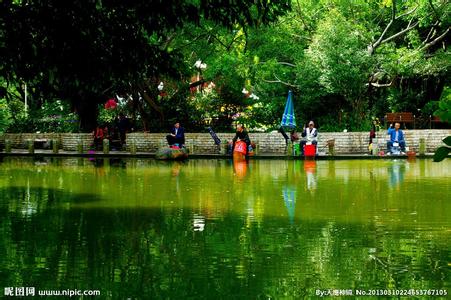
left=385, top=112, right=414, bottom=128
left=109, top=139, right=123, bottom=150
left=34, top=139, right=50, bottom=149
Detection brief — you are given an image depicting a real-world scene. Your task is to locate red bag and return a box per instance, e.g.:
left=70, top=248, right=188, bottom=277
left=234, top=141, right=247, bottom=154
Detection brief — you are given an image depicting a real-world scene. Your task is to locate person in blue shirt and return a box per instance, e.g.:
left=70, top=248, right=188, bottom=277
left=166, top=122, right=185, bottom=147
left=387, top=122, right=406, bottom=154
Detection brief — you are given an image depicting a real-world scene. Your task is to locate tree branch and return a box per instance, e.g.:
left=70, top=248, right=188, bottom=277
left=395, top=6, right=418, bottom=20
left=101, top=85, right=113, bottom=94
left=258, top=61, right=296, bottom=67
left=198, top=25, right=229, bottom=49
left=380, top=21, right=419, bottom=45
left=189, top=79, right=205, bottom=89
left=428, top=0, right=440, bottom=21
left=422, top=20, right=440, bottom=45
left=263, top=74, right=299, bottom=88
left=227, top=30, right=244, bottom=51
left=368, top=1, right=396, bottom=55
left=162, top=32, right=177, bottom=50
left=419, top=27, right=450, bottom=51
left=278, top=62, right=297, bottom=67
left=295, top=0, right=312, bottom=32
left=138, top=82, right=164, bottom=122
left=366, top=81, right=394, bottom=88
left=172, top=32, right=210, bottom=52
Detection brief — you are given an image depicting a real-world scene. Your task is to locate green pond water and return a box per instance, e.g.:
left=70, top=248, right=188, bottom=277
left=0, top=157, right=450, bottom=299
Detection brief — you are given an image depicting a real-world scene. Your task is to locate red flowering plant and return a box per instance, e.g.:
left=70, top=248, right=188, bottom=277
left=104, top=98, right=117, bottom=110
left=98, top=98, right=118, bottom=124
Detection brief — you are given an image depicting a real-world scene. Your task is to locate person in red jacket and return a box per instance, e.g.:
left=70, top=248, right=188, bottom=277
left=92, top=125, right=104, bottom=150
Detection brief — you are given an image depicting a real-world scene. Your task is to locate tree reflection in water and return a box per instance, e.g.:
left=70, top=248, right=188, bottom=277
left=0, top=158, right=449, bottom=298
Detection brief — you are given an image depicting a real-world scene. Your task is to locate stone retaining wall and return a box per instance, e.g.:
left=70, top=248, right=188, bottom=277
left=127, top=130, right=451, bottom=154
left=0, top=133, right=60, bottom=148
left=1, top=130, right=450, bottom=154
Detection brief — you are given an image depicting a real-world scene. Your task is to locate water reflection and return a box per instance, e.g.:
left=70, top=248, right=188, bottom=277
left=171, top=161, right=183, bottom=177
left=233, top=155, right=248, bottom=179
left=0, top=158, right=449, bottom=299
left=388, top=160, right=407, bottom=189
left=303, top=160, right=317, bottom=191
left=21, top=179, right=37, bottom=218
left=169, top=161, right=185, bottom=198
left=282, top=186, right=297, bottom=223
left=193, top=214, right=205, bottom=232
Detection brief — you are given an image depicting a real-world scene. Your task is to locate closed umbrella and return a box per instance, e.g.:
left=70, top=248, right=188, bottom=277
left=280, top=90, right=296, bottom=129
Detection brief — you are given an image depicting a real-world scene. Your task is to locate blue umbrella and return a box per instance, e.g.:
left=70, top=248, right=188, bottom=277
left=282, top=186, right=297, bottom=224
left=280, top=90, right=296, bottom=128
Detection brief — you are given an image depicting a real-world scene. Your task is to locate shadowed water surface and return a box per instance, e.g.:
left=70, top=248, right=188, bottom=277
left=0, top=157, right=449, bottom=298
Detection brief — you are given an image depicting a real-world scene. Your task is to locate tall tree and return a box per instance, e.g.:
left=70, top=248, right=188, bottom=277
left=1, top=0, right=291, bottom=131
left=246, top=0, right=450, bottom=130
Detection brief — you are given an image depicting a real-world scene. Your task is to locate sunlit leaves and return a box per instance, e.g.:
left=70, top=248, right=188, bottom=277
left=307, top=10, right=372, bottom=99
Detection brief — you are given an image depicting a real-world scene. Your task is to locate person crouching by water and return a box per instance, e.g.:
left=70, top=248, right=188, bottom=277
left=300, top=121, right=318, bottom=156
left=232, top=124, right=251, bottom=157
left=166, top=122, right=185, bottom=148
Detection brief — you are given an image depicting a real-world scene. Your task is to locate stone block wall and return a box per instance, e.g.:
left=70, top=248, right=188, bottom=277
left=1, top=133, right=60, bottom=148
left=1, top=129, right=450, bottom=154
left=296, top=130, right=451, bottom=154
left=126, top=130, right=451, bottom=154
left=125, top=132, right=292, bottom=154
left=60, top=133, right=94, bottom=151
left=403, top=130, right=450, bottom=153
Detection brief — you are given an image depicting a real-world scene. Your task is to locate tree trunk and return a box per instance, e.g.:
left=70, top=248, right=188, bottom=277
left=72, top=96, right=99, bottom=132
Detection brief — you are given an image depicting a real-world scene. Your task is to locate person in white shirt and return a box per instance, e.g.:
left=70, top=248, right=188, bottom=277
left=300, top=121, right=318, bottom=156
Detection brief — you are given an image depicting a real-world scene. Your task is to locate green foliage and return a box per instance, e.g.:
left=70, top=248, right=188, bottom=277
left=433, top=146, right=450, bottom=162
left=1, top=0, right=449, bottom=132
left=435, top=86, right=451, bottom=122
left=307, top=10, right=372, bottom=100
left=7, top=99, right=27, bottom=120
left=0, top=99, right=12, bottom=133
left=443, top=136, right=451, bottom=147
left=243, top=0, right=450, bottom=131
left=189, top=88, right=221, bottom=125
left=7, top=100, right=79, bottom=133
left=98, top=105, right=117, bottom=125
left=2, top=0, right=291, bottom=131
left=422, top=101, right=439, bottom=116
left=433, top=90, right=450, bottom=162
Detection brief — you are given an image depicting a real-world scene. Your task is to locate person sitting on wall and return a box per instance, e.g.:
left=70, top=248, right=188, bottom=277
left=387, top=122, right=406, bottom=155
left=368, top=119, right=377, bottom=154
left=300, top=121, right=318, bottom=155
left=92, top=125, right=104, bottom=150
left=232, top=124, right=251, bottom=156
left=290, top=130, right=300, bottom=143
left=166, top=122, right=185, bottom=147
